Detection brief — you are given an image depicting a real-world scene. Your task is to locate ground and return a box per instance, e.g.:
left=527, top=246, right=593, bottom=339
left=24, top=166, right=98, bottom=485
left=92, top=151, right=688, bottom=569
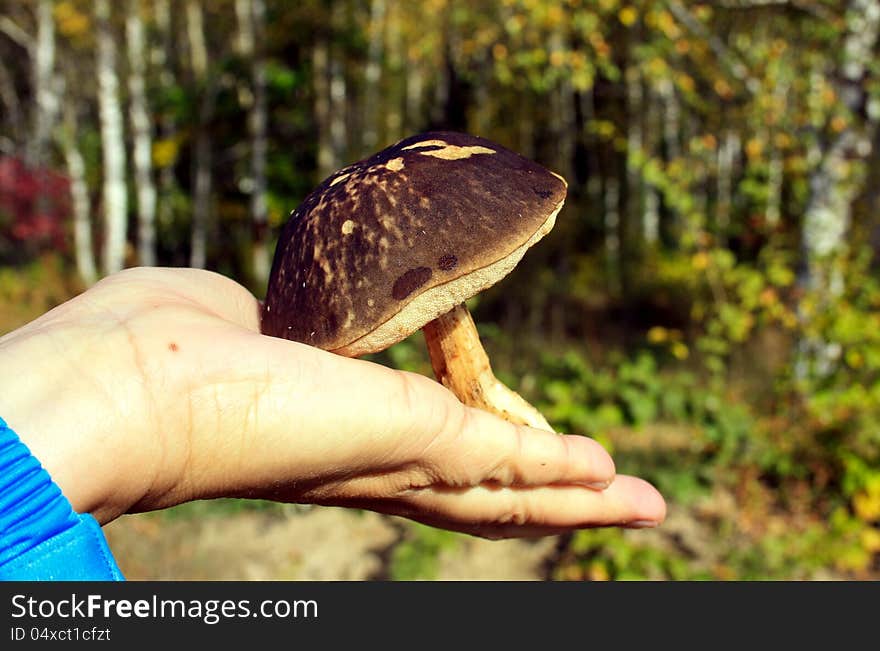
left=104, top=505, right=559, bottom=581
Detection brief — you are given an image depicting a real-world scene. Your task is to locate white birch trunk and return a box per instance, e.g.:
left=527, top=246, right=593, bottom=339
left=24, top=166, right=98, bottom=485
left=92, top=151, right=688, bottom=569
left=235, top=0, right=270, bottom=283
left=642, top=86, right=660, bottom=246
left=127, top=0, right=157, bottom=266
left=187, top=0, right=212, bottom=269
left=329, top=3, right=348, bottom=166
left=30, top=0, right=58, bottom=168
left=313, top=39, right=334, bottom=177
left=95, top=0, right=129, bottom=275
left=60, top=101, right=98, bottom=287
left=362, top=0, right=386, bottom=150
left=250, top=0, right=269, bottom=284
left=798, top=0, right=880, bottom=377
left=405, top=60, right=424, bottom=133
left=803, top=0, right=879, bottom=277
left=383, top=1, right=402, bottom=143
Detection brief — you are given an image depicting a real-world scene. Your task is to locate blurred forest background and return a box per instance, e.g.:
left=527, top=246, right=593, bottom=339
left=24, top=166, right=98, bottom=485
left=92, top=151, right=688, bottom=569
left=1, top=0, right=879, bottom=580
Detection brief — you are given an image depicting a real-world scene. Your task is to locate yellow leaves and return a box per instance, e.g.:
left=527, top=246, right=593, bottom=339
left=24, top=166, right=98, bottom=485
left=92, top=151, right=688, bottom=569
left=492, top=43, right=508, bottom=61
left=587, top=561, right=610, bottom=581
left=546, top=5, right=565, bottom=25
left=845, top=349, right=863, bottom=369
left=549, top=50, right=566, bottom=67
left=647, top=327, right=688, bottom=359
left=759, top=288, right=778, bottom=307
left=676, top=73, right=695, bottom=94
left=656, top=10, right=681, bottom=39
left=830, top=115, right=848, bottom=133
left=745, top=137, right=764, bottom=161
left=692, top=251, right=710, bottom=270
left=671, top=342, right=690, bottom=360
left=821, top=86, right=837, bottom=107
left=618, top=6, right=638, bottom=27
left=713, top=78, right=734, bottom=99
left=55, top=1, right=90, bottom=38
left=153, top=138, right=181, bottom=169
left=646, top=57, right=669, bottom=79
left=647, top=326, right=669, bottom=343
left=589, top=32, right=611, bottom=58
left=861, top=528, right=880, bottom=553
left=590, top=119, right=617, bottom=139
left=854, top=489, right=880, bottom=522
left=774, top=132, right=793, bottom=150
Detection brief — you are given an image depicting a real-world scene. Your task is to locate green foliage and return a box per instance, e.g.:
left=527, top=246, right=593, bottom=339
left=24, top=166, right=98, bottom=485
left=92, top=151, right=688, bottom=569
left=389, top=523, right=463, bottom=580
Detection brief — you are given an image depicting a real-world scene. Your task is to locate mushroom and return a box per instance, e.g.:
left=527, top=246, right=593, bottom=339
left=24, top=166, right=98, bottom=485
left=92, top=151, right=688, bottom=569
left=261, top=131, right=566, bottom=431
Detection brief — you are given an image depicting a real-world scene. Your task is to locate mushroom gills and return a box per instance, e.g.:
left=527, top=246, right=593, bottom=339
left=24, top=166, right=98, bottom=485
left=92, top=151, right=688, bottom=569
left=422, top=302, right=554, bottom=432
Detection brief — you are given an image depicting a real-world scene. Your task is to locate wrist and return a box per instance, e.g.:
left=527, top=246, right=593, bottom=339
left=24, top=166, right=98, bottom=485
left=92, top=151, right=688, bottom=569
left=0, top=416, right=124, bottom=580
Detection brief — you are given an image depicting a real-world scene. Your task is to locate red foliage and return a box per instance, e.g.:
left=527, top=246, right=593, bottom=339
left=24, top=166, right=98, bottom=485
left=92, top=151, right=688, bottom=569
left=0, top=156, right=70, bottom=251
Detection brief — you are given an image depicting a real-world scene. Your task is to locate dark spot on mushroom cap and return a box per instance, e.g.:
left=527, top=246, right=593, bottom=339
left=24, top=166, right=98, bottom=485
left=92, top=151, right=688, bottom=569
left=438, top=254, right=458, bottom=271
left=168, top=342, right=179, bottom=352
left=533, top=187, right=552, bottom=199
left=392, top=266, right=432, bottom=300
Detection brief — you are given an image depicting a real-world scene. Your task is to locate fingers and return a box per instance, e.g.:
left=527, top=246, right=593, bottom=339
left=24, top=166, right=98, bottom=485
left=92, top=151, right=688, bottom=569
left=420, top=402, right=616, bottom=490
left=361, top=475, right=667, bottom=539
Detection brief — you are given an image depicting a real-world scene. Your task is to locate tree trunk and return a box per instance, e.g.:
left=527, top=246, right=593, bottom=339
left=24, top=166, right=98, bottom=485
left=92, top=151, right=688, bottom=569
left=186, top=0, right=213, bottom=269
left=313, top=37, right=334, bottom=177
left=236, top=0, right=270, bottom=285
left=362, top=0, right=386, bottom=150
left=29, top=0, right=57, bottom=169
left=604, top=174, right=621, bottom=296
left=127, top=0, right=157, bottom=267
left=626, top=65, right=644, bottom=251
left=59, top=95, right=98, bottom=287
left=0, top=56, right=23, bottom=148
left=153, top=0, right=178, bottom=234
left=642, top=85, right=660, bottom=246
left=329, top=3, right=348, bottom=166
left=798, top=0, right=880, bottom=377
left=95, top=0, right=129, bottom=275
left=716, top=130, right=739, bottom=246
left=659, top=78, right=680, bottom=244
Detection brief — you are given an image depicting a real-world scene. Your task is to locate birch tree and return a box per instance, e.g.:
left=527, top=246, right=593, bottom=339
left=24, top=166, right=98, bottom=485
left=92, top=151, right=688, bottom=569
left=59, top=95, right=98, bottom=286
left=236, top=0, right=270, bottom=284
left=798, top=0, right=880, bottom=376
left=152, top=0, right=179, bottom=232
left=187, top=0, right=213, bottom=269
left=95, top=0, right=128, bottom=275
left=29, top=0, right=57, bottom=169
left=362, top=0, right=385, bottom=150
left=127, top=0, right=157, bottom=267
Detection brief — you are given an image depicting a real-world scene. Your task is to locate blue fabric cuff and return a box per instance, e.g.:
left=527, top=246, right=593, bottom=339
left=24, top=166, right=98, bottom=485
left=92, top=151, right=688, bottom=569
left=0, top=416, right=124, bottom=581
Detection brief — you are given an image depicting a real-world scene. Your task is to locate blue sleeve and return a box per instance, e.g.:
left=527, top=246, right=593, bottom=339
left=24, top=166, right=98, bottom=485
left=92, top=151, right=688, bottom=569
left=0, top=416, right=124, bottom=581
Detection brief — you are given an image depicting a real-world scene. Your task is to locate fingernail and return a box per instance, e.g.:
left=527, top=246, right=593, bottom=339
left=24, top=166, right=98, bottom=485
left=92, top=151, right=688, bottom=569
left=584, top=480, right=611, bottom=490
left=626, top=520, right=659, bottom=529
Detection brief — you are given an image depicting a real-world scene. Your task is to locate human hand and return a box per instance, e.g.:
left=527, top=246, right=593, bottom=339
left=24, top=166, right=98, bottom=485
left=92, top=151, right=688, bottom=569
left=0, top=267, right=665, bottom=538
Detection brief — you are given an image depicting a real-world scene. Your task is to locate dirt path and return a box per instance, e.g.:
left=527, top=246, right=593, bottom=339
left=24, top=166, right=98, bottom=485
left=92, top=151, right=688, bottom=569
left=104, top=505, right=557, bottom=581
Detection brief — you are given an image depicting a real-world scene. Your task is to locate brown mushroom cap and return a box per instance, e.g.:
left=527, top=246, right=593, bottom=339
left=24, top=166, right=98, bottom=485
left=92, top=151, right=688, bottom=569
left=261, top=131, right=567, bottom=355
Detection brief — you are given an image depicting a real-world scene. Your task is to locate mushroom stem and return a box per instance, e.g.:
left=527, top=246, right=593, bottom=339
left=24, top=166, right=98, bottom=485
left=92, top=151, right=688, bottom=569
left=422, top=303, right=554, bottom=432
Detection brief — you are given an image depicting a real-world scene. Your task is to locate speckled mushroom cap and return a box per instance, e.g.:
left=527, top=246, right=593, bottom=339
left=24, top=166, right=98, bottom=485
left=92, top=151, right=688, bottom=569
left=261, top=131, right=567, bottom=356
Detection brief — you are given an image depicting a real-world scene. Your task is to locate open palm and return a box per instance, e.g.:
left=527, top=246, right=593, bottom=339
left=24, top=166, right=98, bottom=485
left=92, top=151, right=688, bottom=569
left=0, top=267, right=665, bottom=538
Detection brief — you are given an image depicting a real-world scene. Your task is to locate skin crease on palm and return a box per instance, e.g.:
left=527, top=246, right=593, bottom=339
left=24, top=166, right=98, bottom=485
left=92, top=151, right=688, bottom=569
left=0, top=267, right=666, bottom=539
